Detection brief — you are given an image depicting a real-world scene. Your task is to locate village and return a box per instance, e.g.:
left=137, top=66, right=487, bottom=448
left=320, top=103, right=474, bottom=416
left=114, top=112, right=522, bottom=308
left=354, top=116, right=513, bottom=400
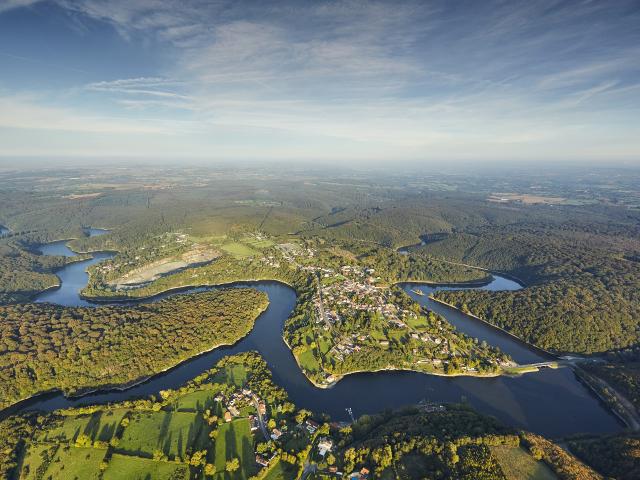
left=211, top=382, right=345, bottom=477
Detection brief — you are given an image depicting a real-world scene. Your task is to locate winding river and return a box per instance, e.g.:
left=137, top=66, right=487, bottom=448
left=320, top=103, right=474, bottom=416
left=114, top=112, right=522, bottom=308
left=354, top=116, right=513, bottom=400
left=8, top=229, right=623, bottom=438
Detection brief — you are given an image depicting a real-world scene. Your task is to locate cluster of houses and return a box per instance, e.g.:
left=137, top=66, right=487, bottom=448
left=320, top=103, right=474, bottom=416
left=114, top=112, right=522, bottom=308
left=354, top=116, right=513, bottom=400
left=214, top=387, right=264, bottom=423
left=312, top=264, right=415, bottom=331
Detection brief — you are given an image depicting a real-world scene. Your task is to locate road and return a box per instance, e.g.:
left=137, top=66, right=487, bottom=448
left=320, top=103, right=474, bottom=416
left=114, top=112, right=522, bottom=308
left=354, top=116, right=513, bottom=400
left=251, top=395, right=270, bottom=441
left=575, top=367, right=640, bottom=431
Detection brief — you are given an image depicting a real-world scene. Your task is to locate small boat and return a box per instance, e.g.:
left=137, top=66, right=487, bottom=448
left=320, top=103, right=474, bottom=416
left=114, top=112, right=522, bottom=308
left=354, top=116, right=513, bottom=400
left=411, top=289, right=424, bottom=296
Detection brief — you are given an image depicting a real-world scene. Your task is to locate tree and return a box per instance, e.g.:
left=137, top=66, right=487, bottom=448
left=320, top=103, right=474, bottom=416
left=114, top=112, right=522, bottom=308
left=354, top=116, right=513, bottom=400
left=204, top=463, right=216, bottom=476
left=226, top=458, right=240, bottom=472
left=295, top=409, right=311, bottom=424
left=75, top=434, right=92, bottom=447
left=190, top=450, right=207, bottom=466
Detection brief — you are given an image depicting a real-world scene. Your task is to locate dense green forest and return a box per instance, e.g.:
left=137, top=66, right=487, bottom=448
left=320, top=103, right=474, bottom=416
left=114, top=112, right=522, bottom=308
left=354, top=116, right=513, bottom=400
left=568, top=434, right=640, bottom=480
left=0, top=241, right=72, bottom=303
left=0, top=289, right=268, bottom=409
left=429, top=223, right=640, bottom=354
left=331, top=404, right=600, bottom=480
left=582, top=346, right=640, bottom=411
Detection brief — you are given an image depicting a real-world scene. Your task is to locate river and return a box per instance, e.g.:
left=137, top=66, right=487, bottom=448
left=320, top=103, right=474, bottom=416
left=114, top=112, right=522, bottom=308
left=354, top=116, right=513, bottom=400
left=9, top=230, right=623, bottom=438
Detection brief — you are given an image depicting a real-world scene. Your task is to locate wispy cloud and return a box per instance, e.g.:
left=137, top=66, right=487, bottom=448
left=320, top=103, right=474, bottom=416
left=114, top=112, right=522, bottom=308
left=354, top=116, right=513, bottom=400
left=86, top=77, right=190, bottom=100
left=0, top=0, right=639, bottom=161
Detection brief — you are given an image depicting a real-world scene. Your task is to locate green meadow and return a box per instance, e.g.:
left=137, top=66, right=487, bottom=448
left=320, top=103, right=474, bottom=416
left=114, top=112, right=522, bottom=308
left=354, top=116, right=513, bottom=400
left=491, top=446, right=557, bottom=480
left=212, top=418, right=256, bottom=479
left=103, top=453, right=189, bottom=480
left=119, top=411, right=210, bottom=459
left=38, top=409, right=128, bottom=444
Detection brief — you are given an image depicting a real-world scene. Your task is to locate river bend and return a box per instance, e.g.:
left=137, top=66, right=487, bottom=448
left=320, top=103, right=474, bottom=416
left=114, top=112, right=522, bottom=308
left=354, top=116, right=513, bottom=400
left=9, top=230, right=623, bottom=438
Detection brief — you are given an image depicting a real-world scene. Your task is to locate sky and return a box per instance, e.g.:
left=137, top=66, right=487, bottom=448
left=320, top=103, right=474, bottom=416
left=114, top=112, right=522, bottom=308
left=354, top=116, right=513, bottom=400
left=0, top=0, right=639, bottom=164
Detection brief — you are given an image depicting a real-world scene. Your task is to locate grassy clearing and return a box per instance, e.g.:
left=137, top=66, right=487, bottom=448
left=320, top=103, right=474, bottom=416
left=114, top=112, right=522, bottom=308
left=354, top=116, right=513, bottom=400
left=103, top=453, right=189, bottom=480
left=19, top=442, right=58, bottom=480
left=38, top=409, right=128, bottom=443
left=41, top=446, right=106, bottom=480
left=221, top=242, right=259, bottom=259
left=213, top=363, right=248, bottom=387
left=491, top=445, right=557, bottom=480
left=212, top=418, right=256, bottom=479
left=119, top=411, right=209, bottom=459
left=406, top=315, right=429, bottom=329
left=316, top=336, right=331, bottom=356
left=262, top=459, right=297, bottom=480
left=244, top=237, right=275, bottom=249
left=298, top=347, right=321, bottom=374
left=173, top=387, right=223, bottom=412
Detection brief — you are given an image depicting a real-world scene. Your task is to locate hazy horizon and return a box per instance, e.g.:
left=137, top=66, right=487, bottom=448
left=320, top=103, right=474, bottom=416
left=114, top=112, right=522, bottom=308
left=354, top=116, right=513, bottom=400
left=1, top=0, right=639, bottom=164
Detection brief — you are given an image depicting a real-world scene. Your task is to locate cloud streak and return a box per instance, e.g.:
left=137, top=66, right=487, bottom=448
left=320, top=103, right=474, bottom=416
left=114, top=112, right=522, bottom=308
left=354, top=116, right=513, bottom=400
left=0, top=0, right=639, bottom=161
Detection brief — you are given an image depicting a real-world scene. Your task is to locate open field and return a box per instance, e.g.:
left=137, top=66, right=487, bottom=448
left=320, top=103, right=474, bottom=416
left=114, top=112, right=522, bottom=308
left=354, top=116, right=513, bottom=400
left=221, top=241, right=260, bottom=259
left=19, top=443, right=58, bottom=480
left=38, top=409, right=128, bottom=444
left=212, top=418, right=256, bottom=479
left=119, top=411, right=210, bottom=459
left=212, top=364, right=248, bottom=387
left=487, top=193, right=567, bottom=205
left=111, top=245, right=221, bottom=287
left=173, top=387, right=223, bottom=412
left=103, top=453, right=189, bottom=480
left=262, top=459, right=296, bottom=480
left=41, top=446, right=106, bottom=480
left=491, top=445, right=557, bottom=480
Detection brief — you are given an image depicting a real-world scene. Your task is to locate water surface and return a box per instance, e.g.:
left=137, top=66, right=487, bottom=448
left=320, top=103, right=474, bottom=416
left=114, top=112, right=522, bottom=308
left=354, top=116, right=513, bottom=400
left=12, top=235, right=623, bottom=438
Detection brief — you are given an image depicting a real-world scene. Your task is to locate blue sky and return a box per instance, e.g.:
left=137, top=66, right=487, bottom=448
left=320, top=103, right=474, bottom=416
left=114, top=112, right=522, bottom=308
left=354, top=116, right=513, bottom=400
left=0, top=0, right=639, bottom=163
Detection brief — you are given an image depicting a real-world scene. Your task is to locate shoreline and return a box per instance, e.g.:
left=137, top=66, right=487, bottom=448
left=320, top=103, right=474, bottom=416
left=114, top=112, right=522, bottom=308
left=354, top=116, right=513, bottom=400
left=428, top=296, right=559, bottom=359
left=313, top=365, right=509, bottom=389
left=0, top=301, right=269, bottom=417
left=20, top=239, right=625, bottom=436
left=80, top=277, right=298, bottom=303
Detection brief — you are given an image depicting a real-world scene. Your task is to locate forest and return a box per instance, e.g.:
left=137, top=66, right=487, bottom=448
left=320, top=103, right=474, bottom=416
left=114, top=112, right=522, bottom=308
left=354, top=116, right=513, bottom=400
left=568, top=433, right=640, bottom=480
left=1, top=166, right=639, bottom=478
left=331, top=404, right=600, bottom=480
left=0, top=288, right=268, bottom=410
left=0, top=241, right=73, bottom=303
left=416, top=219, right=640, bottom=354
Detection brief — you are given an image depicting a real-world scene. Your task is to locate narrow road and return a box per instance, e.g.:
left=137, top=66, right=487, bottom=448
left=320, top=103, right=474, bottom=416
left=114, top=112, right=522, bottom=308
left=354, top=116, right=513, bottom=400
left=251, top=395, right=270, bottom=441
left=576, top=367, right=640, bottom=431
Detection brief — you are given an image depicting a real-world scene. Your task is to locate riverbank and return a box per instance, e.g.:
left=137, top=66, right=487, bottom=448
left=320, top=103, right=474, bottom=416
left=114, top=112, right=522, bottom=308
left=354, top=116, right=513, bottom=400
left=429, top=296, right=559, bottom=359
left=17, top=239, right=624, bottom=437
left=0, top=300, right=269, bottom=417
left=574, top=367, right=640, bottom=431
left=81, top=277, right=298, bottom=303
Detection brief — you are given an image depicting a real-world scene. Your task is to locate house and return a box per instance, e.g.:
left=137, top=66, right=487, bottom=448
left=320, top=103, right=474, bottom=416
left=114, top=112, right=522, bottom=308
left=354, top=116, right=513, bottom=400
left=270, top=428, right=283, bottom=440
left=258, top=401, right=267, bottom=415
left=305, top=419, right=319, bottom=434
left=229, top=405, right=240, bottom=417
left=255, top=455, right=269, bottom=467
left=249, top=415, right=259, bottom=432
left=317, top=437, right=333, bottom=456
left=224, top=411, right=232, bottom=423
